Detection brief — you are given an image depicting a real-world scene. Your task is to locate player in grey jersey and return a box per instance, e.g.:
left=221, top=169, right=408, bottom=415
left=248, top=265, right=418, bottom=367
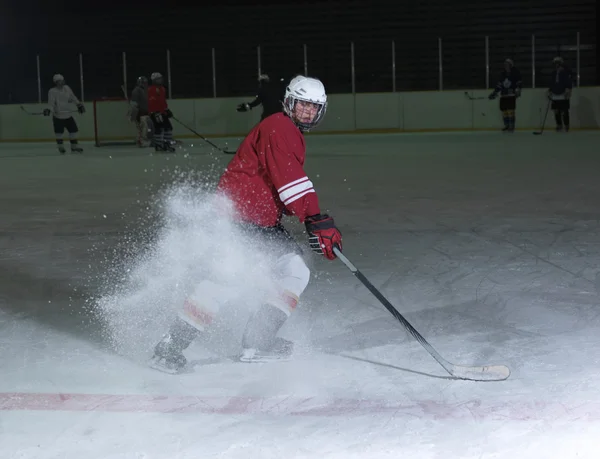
left=130, top=76, right=152, bottom=147
left=43, top=74, right=85, bottom=154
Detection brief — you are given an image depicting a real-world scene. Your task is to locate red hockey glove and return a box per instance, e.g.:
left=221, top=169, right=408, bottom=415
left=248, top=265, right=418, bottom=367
left=305, top=214, right=342, bottom=260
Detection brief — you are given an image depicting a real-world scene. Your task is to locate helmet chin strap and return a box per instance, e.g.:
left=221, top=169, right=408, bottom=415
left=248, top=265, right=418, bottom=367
left=293, top=113, right=316, bottom=132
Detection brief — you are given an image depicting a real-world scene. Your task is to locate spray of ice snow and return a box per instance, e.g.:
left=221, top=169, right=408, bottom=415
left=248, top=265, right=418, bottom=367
left=94, top=181, right=285, bottom=362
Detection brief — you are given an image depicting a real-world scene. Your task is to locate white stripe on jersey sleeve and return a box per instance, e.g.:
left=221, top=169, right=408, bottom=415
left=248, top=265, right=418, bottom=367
left=277, top=176, right=310, bottom=193
left=279, top=178, right=314, bottom=203
left=284, top=189, right=315, bottom=205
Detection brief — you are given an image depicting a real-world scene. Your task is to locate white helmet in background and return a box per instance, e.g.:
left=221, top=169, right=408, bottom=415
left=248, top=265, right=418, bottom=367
left=151, top=72, right=163, bottom=83
left=53, top=74, right=64, bottom=83
left=283, top=75, right=327, bottom=132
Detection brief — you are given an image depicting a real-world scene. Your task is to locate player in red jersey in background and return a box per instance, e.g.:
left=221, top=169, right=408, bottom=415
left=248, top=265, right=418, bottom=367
left=151, top=75, right=343, bottom=373
left=148, top=72, right=175, bottom=152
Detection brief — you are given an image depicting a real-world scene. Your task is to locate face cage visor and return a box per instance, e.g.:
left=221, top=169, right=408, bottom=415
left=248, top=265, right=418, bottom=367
left=284, top=96, right=327, bottom=132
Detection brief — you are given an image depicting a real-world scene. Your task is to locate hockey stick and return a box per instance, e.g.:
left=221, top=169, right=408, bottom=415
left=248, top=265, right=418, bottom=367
left=171, top=117, right=236, bottom=154
left=533, top=100, right=551, bottom=135
left=20, top=105, right=48, bottom=116
left=333, top=246, right=510, bottom=381
left=20, top=105, right=78, bottom=116
left=464, top=91, right=486, bottom=101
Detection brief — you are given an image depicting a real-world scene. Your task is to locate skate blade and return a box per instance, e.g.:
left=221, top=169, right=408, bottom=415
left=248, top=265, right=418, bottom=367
left=238, top=353, right=292, bottom=363
left=148, top=357, right=191, bottom=375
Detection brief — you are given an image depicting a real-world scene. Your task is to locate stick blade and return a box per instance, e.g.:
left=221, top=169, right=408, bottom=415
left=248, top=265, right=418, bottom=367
left=450, top=363, right=511, bottom=381
left=533, top=131, right=543, bottom=135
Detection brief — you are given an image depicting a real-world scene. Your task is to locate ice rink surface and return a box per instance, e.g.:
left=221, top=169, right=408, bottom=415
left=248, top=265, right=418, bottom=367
left=2, top=131, right=600, bottom=458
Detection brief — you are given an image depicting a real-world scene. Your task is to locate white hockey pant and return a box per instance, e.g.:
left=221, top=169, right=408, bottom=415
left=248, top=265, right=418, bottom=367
left=136, top=115, right=152, bottom=143
left=179, top=253, right=310, bottom=331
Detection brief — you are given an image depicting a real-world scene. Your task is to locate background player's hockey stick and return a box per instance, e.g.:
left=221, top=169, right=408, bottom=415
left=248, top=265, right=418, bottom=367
left=333, top=246, right=510, bottom=381
left=20, top=105, right=77, bottom=116
left=464, top=91, right=486, bottom=100
left=172, top=117, right=236, bottom=154
left=533, top=100, right=551, bottom=135
left=20, top=106, right=45, bottom=115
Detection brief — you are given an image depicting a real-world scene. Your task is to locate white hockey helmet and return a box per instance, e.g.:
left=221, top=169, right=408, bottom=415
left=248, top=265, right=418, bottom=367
left=151, top=72, right=163, bottom=82
left=258, top=73, right=270, bottom=82
left=553, top=56, right=564, bottom=65
left=283, top=75, right=327, bottom=132
left=53, top=74, right=64, bottom=83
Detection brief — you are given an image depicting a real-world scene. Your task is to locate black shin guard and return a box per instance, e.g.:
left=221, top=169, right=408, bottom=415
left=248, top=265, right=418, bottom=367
left=242, top=304, right=288, bottom=351
left=562, top=110, right=570, bottom=129
left=168, top=318, right=200, bottom=351
left=554, top=111, right=562, bottom=127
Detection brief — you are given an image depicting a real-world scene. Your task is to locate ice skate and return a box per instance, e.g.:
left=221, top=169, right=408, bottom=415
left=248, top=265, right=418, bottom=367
left=154, top=142, right=175, bottom=153
left=239, top=337, right=294, bottom=363
left=149, top=334, right=189, bottom=374
left=58, top=145, right=66, bottom=154
left=149, top=318, right=199, bottom=374
left=239, top=304, right=293, bottom=363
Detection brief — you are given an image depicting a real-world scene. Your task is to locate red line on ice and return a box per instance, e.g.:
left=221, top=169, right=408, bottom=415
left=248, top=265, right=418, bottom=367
left=1, top=392, right=599, bottom=420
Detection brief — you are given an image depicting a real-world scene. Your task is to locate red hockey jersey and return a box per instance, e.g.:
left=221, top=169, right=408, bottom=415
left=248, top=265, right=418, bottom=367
left=217, top=113, right=321, bottom=227
left=147, top=85, right=168, bottom=113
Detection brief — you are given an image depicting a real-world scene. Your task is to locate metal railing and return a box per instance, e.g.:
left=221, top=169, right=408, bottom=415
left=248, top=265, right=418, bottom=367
left=12, top=32, right=596, bottom=104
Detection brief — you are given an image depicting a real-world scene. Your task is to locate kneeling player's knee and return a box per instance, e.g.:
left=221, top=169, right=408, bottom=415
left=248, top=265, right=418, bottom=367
left=270, top=253, right=311, bottom=316
left=279, top=253, right=310, bottom=292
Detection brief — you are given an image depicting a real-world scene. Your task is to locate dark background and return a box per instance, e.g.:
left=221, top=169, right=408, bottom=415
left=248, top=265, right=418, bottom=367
left=0, top=0, right=596, bottom=103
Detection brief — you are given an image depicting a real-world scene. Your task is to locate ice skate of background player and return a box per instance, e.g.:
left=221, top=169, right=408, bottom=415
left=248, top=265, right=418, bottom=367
left=43, top=74, right=85, bottom=154
left=130, top=76, right=152, bottom=147
left=236, top=74, right=287, bottom=121
left=488, top=59, right=522, bottom=132
left=548, top=56, right=574, bottom=132
left=151, top=75, right=343, bottom=373
left=148, top=72, right=175, bottom=153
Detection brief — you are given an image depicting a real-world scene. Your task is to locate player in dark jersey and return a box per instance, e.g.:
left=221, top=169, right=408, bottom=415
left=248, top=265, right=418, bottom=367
left=488, top=59, right=522, bottom=132
left=236, top=74, right=286, bottom=120
left=151, top=75, right=342, bottom=373
left=548, top=57, right=573, bottom=132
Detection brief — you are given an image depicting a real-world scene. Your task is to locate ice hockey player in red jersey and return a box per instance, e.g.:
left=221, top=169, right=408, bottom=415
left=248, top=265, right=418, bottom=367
left=151, top=75, right=342, bottom=373
left=147, top=72, right=175, bottom=152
